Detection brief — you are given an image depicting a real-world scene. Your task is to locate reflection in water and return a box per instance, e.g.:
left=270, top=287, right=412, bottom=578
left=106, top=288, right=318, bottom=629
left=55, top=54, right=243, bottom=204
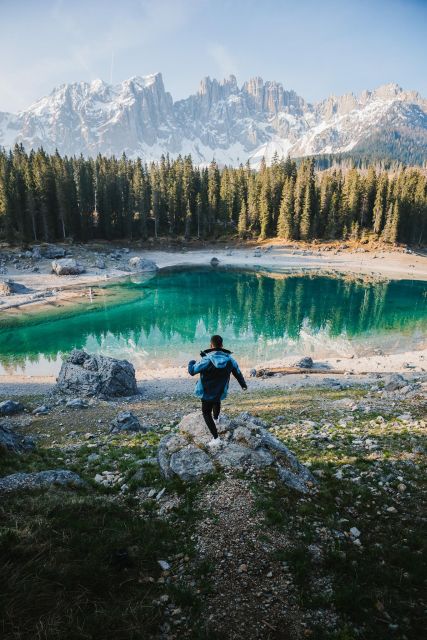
left=0, top=268, right=426, bottom=375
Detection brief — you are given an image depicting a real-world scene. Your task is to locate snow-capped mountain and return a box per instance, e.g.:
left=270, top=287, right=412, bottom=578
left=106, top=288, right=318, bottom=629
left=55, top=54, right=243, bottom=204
left=1, top=73, right=426, bottom=165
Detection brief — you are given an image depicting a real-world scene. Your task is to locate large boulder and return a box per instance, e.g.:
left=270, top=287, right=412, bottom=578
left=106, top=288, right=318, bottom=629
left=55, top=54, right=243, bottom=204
left=0, top=470, right=85, bottom=494
left=0, top=423, right=35, bottom=454
left=128, top=256, right=159, bottom=272
left=55, top=349, right=138, bottom=398
left=52, top=258, right=85, bottom=276
left=157, top=412, right=316, bottom=492
left=169, top=447, right=214, bottom=482
left=295, top=356, right=314, bottom=369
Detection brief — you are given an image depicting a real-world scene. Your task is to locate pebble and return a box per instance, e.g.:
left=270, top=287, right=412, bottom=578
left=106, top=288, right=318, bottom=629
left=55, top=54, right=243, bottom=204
left=158, top=560, right=170, bottom=571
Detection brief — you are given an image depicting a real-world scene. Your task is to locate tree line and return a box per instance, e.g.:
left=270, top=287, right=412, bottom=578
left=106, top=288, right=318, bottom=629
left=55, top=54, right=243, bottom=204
left=0, top=145, right=426, bottom=245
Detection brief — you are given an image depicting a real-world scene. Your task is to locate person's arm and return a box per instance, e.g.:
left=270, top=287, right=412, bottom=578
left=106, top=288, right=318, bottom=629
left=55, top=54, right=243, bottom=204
left=188, top=357, right=211, bottom=376
left=231, top=357, right=247, bottom=389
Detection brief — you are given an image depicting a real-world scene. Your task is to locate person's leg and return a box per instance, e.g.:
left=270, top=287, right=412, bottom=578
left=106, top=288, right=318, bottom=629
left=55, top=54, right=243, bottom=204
left=213, top=401, right=221, bottom=420
left=201, top=400, right=218, bottom=438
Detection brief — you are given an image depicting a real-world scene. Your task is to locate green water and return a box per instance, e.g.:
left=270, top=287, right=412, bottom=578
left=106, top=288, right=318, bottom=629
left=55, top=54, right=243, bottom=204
left=1, top=267, right=426, bottom=376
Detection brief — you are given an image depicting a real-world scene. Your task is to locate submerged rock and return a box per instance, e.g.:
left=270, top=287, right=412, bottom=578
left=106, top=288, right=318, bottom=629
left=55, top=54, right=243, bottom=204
left=0, top=400, right=24, bottom=416
left=158, top=412, right=316, bottom=492
left=110, top=411, right=145, bottom=433
left=51, top=258, right=85, bottom=275
left=55, top=349, right=138, bottom=398
left=128, top=256, right=158, bottom=272
left=0, top=470, right=85, bottom=494
left=0, top=423, right=35, bottom=454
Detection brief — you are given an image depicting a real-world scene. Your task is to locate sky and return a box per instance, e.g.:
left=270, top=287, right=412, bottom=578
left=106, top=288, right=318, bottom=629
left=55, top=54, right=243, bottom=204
left=0, top=0, right=426, bottom=113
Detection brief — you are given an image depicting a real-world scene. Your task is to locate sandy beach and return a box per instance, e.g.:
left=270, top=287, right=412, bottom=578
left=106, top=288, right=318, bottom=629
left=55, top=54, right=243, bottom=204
left=1, top=241, right=426, bottom=394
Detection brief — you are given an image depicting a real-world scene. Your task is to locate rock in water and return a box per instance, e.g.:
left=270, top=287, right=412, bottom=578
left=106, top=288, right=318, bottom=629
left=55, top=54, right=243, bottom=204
left=0, top=423, right=35, bottom=454
left=0, top=470, right=85, bottom=494
left=110, top=411, right=145, bottom=433
left=158, top=412, right=316, bottom=492
left=51, top=258, right=85, bottom=275
left=0, top=400, right=24, bottom=416
left=128, top=257, right=158, bottom=272
left=295, top=356, right=314, bottom=369
left=210, top=257, right=220, bottom=266
left=55, top=349, right=138, bottom=398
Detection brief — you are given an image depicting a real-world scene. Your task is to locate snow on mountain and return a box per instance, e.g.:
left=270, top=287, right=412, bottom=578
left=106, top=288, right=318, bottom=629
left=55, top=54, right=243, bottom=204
left=0, top=74, right=426, bottom=165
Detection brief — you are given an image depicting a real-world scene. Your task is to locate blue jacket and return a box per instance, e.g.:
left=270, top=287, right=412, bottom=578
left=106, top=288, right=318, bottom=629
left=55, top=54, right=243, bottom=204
left=188, top=349, right=247, bottom=401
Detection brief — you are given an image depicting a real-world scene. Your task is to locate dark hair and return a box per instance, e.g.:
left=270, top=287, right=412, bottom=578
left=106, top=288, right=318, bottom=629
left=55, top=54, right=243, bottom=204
left=210, top=334, right=223, bottom=348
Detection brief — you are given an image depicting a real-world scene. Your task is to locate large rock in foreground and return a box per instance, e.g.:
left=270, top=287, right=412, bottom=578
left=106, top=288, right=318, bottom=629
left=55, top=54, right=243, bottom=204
left=51, top=258, right=85, bottom=275
left=55, top=349, right=138, bottom=398
left=0, top=470, right=85, bottom=494
left=158, top=412, right=316, bottom=492
left=129, top=256, right=158, bottom=272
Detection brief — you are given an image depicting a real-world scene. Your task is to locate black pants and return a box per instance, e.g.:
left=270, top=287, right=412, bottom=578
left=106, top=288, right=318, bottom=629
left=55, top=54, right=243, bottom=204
left=201, top=400, right=221, bottom=438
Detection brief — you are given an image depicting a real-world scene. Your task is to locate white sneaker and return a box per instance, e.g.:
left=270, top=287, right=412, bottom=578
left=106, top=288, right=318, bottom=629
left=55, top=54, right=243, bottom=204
left=207, top=437, right=222, bottom=449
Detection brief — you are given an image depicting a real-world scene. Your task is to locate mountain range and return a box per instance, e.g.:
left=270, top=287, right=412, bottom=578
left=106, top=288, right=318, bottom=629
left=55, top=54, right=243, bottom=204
left=1, top=72, right=426, bottom=166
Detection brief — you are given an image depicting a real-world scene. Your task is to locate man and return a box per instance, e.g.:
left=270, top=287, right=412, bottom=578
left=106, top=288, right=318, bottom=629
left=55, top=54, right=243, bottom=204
left=188, top=335, right=247, bottom=448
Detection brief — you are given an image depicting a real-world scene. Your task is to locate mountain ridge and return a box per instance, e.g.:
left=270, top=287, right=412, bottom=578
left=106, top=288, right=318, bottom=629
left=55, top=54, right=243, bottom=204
left=1, top=72, right=426, bottom=165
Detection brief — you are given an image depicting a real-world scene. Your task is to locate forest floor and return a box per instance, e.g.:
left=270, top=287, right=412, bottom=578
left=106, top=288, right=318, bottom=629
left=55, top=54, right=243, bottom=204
left=0, top=238, right=426, bottom=316
left=0, top=378, right=426, bottom=640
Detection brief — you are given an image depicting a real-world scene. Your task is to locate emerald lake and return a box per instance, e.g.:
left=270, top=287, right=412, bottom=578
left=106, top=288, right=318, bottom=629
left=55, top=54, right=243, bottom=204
left=1, top=267, right=426, bottom=376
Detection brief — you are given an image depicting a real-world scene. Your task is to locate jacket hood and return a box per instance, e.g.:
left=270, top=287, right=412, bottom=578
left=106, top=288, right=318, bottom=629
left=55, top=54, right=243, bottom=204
left=206, top=351, right=232, bottom=369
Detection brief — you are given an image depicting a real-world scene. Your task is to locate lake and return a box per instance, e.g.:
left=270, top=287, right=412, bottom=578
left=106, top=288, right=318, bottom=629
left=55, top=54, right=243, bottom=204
left=1, top=266, right=426, bottom=376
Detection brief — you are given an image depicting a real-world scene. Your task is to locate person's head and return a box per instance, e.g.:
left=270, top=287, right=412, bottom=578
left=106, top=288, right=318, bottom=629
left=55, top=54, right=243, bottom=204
left=210, top=334, right=223, bottom=349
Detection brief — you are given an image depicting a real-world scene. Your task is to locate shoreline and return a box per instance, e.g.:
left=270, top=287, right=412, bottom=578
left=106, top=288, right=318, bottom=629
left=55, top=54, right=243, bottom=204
left=1, top=348, right=426, bottom=397
left=0, top=241, right=426, bottom=316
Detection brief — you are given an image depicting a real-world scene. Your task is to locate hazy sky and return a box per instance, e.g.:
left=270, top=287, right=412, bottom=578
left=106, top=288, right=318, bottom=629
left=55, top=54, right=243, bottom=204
left=1, top=0, right=426, bottom=112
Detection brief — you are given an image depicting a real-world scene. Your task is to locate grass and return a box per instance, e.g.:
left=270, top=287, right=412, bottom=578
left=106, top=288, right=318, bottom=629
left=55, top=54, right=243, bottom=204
left=0, top=384, right=426, bottom=639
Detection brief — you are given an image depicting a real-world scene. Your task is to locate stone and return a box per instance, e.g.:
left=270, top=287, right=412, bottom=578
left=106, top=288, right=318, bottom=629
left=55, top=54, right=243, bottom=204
left=210, top=257, right=220, bottom=266
left=66, top=397, right=89, bottom=409
left=31, top=246, right=42, bottom=259
left=169, top=446, right=214, bottom=481
left=350, top=527, right=361, bottom=538
left=0, top=470, right=85, bottom=494
left=157, top=411, right=316, bottom=491
left=295, top=356, right=314, bottom=369
left=0, top=423, right=35, bottom=454
left=32, top=405, right=50, bottom=415
left=51, top=258, right=85, bottom=276
left=55, top=349, right=138, bottom=398
left=128, top=256, right=158, bottom=272
left=0, top=400, right=24, bottom=416
left=44, top=245, right=66, bottom=259
left=158, top=560, right=170, bottom=571
left=94, top=257, right=106, bottom=269
left=0, top=279, right=31, bottom=296
left=384, top=373, right=407, bottom=392
left=110, top=411, right=145, bottom=433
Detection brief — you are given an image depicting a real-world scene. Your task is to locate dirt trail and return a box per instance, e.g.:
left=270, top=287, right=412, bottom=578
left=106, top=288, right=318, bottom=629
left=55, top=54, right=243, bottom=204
left=194, top=476, right=303, bottom=639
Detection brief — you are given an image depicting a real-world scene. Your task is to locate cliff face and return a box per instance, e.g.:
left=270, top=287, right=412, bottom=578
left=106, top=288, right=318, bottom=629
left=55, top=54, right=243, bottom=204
left=1, top=74, right=426, bottom=165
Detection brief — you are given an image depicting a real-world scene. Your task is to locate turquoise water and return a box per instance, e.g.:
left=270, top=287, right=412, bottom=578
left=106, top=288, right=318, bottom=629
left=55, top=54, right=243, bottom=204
left=1, top=267, right=426, bottom=376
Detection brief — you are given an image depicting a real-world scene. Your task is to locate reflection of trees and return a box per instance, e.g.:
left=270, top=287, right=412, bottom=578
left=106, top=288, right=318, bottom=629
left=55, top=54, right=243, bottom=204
left=0, top=268, right=426, bottom=368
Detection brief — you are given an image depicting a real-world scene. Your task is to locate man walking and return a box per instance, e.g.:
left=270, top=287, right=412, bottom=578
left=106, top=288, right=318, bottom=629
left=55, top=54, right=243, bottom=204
left=188, top=335, right=247, bottom=448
